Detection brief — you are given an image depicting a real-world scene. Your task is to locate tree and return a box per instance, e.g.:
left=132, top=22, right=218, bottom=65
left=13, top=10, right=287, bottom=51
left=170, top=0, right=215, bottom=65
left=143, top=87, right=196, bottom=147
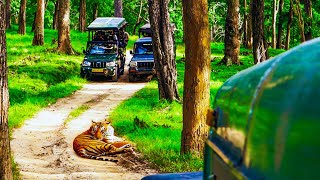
left=32, top=0, right=44, bottom=45
left=271, top=0, right=280, bottom=48
left=285, top=1, right=293, bottom=50
left=0, top=0, right=13, bottom=178
left=114, top=0, right=123, bottom=17
left=252, top=0, right=268, bottom=64
left=18, top=0, right=27, bottom=35
left=53, top=0, right=59, bottom=29
left=276, top=0, right=284, bottom=49
left=5, top=0, right=10, bottom=28
left=57, top=0, right=74, bottom=54
left=243, top=0, right=252, bottom=49
left=292, top=0, right=305, bottom=43
left=79, top=0, right=86, bottom=32
left=93, top=2, right=98, bottom=20
left=181, top=0, right=210, bottom=155
left=148, top=0, right=180, bottom=102
left=221, top=0, right=240, bottom=65
left=303, top=0, right=312, bottom=40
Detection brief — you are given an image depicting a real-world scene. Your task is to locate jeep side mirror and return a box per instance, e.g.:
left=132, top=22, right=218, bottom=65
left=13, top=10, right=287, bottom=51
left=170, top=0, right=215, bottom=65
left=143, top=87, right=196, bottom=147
left=130, top=50, right=133, bottom=55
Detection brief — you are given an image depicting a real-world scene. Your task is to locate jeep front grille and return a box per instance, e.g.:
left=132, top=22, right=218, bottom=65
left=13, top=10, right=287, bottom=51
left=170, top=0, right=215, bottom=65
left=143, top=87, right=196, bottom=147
left=137, top=62, right=154, bottom=68
left=90, top=62, right=106, bottom=68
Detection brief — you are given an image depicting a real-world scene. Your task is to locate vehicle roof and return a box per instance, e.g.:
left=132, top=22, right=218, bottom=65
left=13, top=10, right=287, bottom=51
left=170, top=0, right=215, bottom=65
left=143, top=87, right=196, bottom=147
left=138, top=23, right=151, bottom=34
left=135, top=37, right=152, bottom=43
left=87, top=17, right=127, bottom=30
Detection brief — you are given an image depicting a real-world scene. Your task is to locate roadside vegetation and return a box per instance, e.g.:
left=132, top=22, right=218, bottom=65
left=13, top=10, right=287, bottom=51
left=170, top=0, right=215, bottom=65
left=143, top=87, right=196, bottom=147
left=110, top=42, right=285, bottom=172
left=7, top=26, right=285, bottom=174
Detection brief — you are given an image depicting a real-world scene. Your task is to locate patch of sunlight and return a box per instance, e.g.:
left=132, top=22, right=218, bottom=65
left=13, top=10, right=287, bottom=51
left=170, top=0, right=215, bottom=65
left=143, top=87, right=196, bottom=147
left=11, top=47, right=18, bottom=51
left=210, top=81, right=224, bottom=88
left=23, top=48, right=29, bottom=53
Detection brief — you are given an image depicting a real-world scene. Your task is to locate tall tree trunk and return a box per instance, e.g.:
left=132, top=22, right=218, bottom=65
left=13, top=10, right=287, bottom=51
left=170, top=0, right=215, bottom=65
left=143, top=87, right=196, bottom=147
left=252, top=0, right=268, bottom=64
left=5, top=0, right=10, bottom=28
left=32, top=0, right=44, bottom=46
left=285, top=1, right=293, bottom=50
left=148, top=0, right=179, bottom=102
left=243, top=0, right=247, bottom=46
left=52, top=0, right=59, bottom=29
left=272, top=0, right=279, bottom=48
left=181, top=0, right=210, bottom=155
left=221, top=0, right=240, bottom=65
left=79, top=0, right=86, bottom=32
left=292, top=0, right=305, bottom=42
left=114, top=0, right=123, bottom=17
left=18, top=0, right=27, bottom=35
left=0, top=0, right=13, bottom=178
left=57, top=0, right=74, bottom=54
left=133, top=0, right=143, bottom=35
left=93, top=2, right=98, bottom=20
left=245, top=0, right=253, bottom=49
left=276, top=0, right=284, bottom=49
left=303, top=0, right=312, bottom=40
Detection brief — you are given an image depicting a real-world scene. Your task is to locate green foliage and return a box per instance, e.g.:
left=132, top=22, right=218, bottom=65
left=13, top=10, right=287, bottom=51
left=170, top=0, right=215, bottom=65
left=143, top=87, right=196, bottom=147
left=6, top=26, right=87, bottom=129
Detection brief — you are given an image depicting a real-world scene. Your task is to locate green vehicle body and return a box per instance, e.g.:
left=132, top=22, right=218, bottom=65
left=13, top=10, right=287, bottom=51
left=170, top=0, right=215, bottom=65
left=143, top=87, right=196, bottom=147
left=80, top=17, right=128, bottom=81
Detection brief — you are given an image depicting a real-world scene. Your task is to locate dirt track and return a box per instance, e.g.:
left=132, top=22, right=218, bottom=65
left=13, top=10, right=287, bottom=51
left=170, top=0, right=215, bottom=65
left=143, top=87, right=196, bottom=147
left=10, top=52, right=157, bottom=180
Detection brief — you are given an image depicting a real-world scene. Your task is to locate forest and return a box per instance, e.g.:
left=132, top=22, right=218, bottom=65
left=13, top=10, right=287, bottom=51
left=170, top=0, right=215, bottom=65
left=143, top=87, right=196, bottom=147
left=0, top=0, right=319, bottom=179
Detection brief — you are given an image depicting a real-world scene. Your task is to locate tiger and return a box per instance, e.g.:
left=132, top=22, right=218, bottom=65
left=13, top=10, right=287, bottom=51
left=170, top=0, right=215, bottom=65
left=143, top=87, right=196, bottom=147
left=96, top=120, right=133, bottom=150
left=73, top=121, right=132, bottom=162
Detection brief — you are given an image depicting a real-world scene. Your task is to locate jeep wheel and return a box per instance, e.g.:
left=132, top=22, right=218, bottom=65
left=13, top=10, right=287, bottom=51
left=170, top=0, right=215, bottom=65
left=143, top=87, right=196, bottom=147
left=129, top=74, right=135, bottom=82
left=111, top=67, right=118, bottom=82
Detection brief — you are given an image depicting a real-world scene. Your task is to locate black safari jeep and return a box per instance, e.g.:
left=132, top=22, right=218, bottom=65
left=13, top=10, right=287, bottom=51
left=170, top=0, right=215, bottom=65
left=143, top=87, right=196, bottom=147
left=128, top=24, right=155, bottom=82
left=128, top=37, right=155, bottom=82
left=80, top=17, right=128, bottom=81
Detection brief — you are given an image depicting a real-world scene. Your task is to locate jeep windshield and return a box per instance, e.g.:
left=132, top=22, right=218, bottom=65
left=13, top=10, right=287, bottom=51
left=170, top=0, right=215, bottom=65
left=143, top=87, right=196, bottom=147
left=134, top=43, right=153, bottom=55
left=86, top=42, right=117, bottom=55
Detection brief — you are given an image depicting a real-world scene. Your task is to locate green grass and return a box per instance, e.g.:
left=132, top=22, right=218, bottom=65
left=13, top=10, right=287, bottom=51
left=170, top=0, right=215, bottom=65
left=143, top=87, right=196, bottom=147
left=110, top=43, right=285, bottom=172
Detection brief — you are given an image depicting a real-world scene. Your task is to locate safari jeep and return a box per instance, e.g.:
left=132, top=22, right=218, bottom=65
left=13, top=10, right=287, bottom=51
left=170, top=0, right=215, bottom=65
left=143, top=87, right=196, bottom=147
left=128, top=37, right=155, bottom=82
left=80, top=17, right=128, bottom=81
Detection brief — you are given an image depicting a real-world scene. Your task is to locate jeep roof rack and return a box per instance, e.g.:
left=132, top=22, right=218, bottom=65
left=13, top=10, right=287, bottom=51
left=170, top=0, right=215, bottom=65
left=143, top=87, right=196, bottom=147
left=87, top=17, right=127, bottom=30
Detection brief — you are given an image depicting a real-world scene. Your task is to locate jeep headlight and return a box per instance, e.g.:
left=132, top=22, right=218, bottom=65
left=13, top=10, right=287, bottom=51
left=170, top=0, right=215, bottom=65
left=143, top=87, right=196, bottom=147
left=82, top=60, right=91, bottom=67
left=106, top=61, right=116, bottom=67
left=129, top=61, right=137, bottom=67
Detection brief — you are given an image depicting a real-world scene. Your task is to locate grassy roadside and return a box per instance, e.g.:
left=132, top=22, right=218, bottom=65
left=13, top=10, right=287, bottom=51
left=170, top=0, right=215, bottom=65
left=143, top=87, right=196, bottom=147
left=110, top=43, right=285, bottom=172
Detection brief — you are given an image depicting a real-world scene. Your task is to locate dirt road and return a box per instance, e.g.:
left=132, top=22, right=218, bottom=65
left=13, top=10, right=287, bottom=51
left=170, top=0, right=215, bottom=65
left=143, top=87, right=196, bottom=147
left=10, top=52, right=157, bottom=180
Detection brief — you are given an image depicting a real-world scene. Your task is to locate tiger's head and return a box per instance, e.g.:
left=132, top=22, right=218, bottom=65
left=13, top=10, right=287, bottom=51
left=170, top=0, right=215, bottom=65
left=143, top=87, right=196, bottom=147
left=95, top=120, right=114, bottom=140
left=88, top=120, right=102, bottom=135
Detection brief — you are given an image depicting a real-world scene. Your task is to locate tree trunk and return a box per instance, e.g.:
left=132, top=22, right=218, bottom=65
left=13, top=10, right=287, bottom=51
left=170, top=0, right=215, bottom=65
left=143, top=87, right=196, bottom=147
left=32, top=0, right=44, bottom=46
left=181, top=0, right=210, bottom=155
left=57, top=0, right=74, bottom=54
left=133, top=0, right=143, bottom=35
left=245, top=0, right=253, bottom=49
left=272, top=0, right=279, bottom=48
left=303, top=0, right=312, bottom=40
left=276, top=0, right=284, bottom=49
left=18, top=0, right=26, bottom=35
left=114, top=0, right=123, bottom=17
left=252, top=0, right=268, bottom=64
left=79, top=0, right=86, bottom=32
left=221, top=0, right=240, bottom=65
left=292, top=0, right=305, bottom=42
left=52, top=0, right=59, bottom=29
left=148, top=0, right=179, bottom=102
left=0, top=0, right=13, bottom=178
left=5, top=0, right=10, bottom=28
left=285, top=1, right=293, bottom=50
left=93, top=2, right=98, bottom=20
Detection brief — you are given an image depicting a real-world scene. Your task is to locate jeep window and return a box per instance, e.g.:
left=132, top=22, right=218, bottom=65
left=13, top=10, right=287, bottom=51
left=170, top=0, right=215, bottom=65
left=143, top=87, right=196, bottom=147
left=87, top=43, right=117, bottom=55
left=134, top=43, right=153, bottom=54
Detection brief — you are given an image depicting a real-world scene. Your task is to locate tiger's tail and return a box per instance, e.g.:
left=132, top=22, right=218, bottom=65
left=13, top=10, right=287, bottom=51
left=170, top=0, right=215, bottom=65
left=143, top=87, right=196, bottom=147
left=89, top=155, right=118, bottom=162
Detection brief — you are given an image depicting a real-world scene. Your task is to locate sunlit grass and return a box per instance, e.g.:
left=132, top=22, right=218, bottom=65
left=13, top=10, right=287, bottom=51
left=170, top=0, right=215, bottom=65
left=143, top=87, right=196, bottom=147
left=64, top=105, right=90, bottom=125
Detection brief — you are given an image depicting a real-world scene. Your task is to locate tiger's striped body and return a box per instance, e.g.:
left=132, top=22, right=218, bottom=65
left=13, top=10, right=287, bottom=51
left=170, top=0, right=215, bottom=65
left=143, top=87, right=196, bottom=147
left=73, top=121, right=132, bottom=162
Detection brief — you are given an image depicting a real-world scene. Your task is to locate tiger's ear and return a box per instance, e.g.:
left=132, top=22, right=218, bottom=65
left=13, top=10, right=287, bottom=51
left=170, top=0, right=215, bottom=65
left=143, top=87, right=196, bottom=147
left=103, top=119, right=111, bottom=124
left=92, top=120, right=97, bottom=123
